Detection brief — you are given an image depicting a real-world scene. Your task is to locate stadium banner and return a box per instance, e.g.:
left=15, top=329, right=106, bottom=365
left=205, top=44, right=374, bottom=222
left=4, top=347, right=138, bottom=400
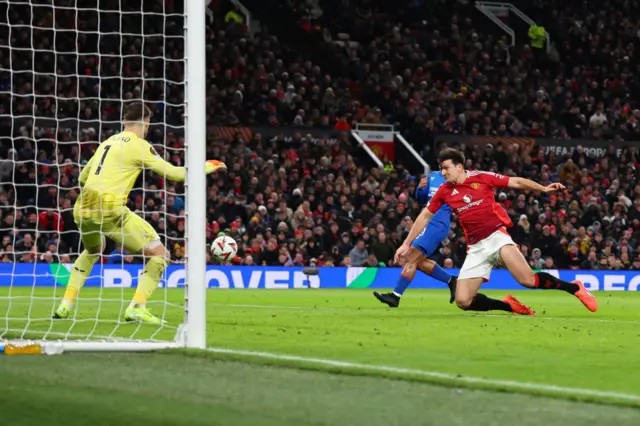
left=2, top=264, right=640, bottom=291
left=436, top=134, right=639, bottom=158
left=356, top=130, right=396, bottom=161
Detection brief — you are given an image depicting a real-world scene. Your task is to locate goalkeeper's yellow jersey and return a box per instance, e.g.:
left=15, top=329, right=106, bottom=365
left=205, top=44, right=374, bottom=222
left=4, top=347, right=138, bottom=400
left=74, top=130, right=185, bottom=221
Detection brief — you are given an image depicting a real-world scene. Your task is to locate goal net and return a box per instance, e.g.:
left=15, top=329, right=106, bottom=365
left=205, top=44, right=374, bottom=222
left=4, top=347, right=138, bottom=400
left=0, top=0, right=207, bottom=352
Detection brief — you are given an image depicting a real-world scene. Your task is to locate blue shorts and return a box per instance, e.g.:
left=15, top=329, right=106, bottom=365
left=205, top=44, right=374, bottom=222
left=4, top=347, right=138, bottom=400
left=411, top=222, right=449, bottom=257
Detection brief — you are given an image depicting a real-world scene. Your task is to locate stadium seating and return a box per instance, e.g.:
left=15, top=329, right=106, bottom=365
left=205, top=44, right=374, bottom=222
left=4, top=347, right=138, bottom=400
left=0, top=0, right=639, bottom=270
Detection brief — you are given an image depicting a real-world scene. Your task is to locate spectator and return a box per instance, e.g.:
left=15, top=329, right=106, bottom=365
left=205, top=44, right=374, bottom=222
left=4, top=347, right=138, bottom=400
left=566, top=242, right=582, bottom=270
left=511, top=215, right=531, bottom=246
left=544, top=257, right=557, bottom=269
left=38, top=210, right=64, bottom=234
left=581, top=251, right=598, bottom=270
left=348, top=239, right=369, bottom=266
left=370, top=231, right=394, bottom=265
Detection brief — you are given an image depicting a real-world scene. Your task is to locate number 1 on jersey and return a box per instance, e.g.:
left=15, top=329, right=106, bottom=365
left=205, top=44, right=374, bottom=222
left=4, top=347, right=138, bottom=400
left=94, top=145, right=112, bottom=175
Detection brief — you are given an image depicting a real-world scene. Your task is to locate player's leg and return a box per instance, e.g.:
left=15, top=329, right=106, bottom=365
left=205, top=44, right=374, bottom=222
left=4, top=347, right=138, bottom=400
left=374, top=246, right=423, bottom=307
left=413, top=225, right=457, bottom=302
left=374, top=227, right=456, bottom=307
left=454, top=277, right=483, bottom=309
left=53, top=219, right=105, bottom=319
left=454, top=242, right=528, bottom=314
left=499, top=244, right=597, bottom=312
left=131, top=241, right=170, bottom=309
left=109, top=212, right=168, bottom=324
left=417, top=258, right=457, bottom=303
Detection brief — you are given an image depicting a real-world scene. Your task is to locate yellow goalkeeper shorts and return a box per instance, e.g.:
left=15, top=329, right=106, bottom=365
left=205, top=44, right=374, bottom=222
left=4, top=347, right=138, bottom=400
left=75, top=210, right=160, bottom=253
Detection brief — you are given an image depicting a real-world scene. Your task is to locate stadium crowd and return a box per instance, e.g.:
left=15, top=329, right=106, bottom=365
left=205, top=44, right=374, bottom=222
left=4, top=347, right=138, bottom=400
left=288, top=0, right=640, bottom=149
left=0, top=0, right=639, bottom=271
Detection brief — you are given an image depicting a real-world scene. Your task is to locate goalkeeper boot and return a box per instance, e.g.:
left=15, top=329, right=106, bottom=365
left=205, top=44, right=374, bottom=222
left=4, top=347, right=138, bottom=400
left=52, top=303, right=70, bottom=319
left=124, top=306, right=165, bottom=325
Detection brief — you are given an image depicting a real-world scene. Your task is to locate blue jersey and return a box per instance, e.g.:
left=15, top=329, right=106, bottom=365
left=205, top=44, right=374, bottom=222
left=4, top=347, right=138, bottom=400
left=414, top=171, right=452, bottom=228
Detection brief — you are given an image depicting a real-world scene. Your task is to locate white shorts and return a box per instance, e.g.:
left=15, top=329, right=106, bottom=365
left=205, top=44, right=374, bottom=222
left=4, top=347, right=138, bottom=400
left=458, top=229, right=515, bottom=281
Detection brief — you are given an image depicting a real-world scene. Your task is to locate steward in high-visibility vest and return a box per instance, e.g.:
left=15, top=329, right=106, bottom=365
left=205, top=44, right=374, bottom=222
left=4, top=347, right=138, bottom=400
left=225, top=10, right=243, bottom=24
left=528, top=24, right=546, bottom=48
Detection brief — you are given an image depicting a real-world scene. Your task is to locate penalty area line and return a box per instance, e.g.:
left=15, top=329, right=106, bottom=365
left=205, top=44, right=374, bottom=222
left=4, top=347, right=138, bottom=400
left=205, top=347, right=640, bottom=403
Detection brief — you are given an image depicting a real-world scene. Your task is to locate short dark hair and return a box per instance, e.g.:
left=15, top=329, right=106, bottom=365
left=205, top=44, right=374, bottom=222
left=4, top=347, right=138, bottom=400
left=123, top=102, right=152, bottom=123
left=437, top=148, right=466, bottom=166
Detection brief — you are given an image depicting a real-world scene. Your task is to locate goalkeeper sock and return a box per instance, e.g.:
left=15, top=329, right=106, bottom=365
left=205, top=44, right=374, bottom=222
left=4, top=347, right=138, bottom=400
left=130, top=257, right=167, bottom=308
left=62, top=250, right=100, bottom=306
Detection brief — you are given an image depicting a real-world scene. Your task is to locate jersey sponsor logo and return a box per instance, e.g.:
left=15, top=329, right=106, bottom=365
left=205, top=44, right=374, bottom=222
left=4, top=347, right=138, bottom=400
left=456, top=199, right=484, bottom=212
left=471, top=183, right=480, bottom=190
left=451, top=189, right=459, bottom=195
left=463, top=194, right=472, bottom=204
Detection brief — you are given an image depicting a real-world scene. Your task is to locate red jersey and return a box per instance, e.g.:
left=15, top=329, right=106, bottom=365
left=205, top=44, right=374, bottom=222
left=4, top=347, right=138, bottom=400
left=427, top=170, right=513, bottom=245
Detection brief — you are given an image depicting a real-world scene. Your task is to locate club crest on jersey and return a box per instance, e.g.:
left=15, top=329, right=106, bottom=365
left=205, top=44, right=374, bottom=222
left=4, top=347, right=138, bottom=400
left=463, top=195, right=472, bottom=204
left=471, top=183, right=480, bottom=190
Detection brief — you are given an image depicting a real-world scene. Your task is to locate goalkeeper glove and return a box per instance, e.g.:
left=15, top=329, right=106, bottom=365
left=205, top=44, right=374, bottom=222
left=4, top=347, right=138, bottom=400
left=206, top=160, right=227, bottom=174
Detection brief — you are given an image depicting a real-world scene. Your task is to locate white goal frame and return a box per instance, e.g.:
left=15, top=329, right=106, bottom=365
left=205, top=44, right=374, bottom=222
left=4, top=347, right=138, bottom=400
left=2, top=0, right=207, bottom=354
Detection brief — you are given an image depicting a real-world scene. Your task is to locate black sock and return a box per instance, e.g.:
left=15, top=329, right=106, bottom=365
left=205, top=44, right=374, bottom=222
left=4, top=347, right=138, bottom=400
left=447, top=276, right=457, bottom=304
left=465, top=293, right=513, bottom=312
left=535, top=272, right=579, bottom=294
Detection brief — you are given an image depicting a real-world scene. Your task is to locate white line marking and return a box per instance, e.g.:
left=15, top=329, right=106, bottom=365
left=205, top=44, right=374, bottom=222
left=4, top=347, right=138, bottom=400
left=206, top=347, right=640, bottom=403
left=210, top=303, right=640, bottom=325
left=212, top=303, right=385, bottom=313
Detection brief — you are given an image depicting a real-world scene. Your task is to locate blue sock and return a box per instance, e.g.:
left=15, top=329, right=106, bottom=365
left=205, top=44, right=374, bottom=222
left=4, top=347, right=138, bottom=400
left=430, top=263, right=452, bottom=284
left=393, top=274, right=412, bottom=297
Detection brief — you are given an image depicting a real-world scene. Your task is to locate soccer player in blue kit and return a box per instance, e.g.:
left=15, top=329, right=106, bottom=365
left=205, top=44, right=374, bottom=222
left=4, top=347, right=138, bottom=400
left=374, top=171, right=457, bottom=307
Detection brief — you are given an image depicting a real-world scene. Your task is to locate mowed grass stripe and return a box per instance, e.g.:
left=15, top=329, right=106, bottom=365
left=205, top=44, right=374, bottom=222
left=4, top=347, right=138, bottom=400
left=202, top=347, right=640, bottom=407
left=2, top=353, right=640, bottom=426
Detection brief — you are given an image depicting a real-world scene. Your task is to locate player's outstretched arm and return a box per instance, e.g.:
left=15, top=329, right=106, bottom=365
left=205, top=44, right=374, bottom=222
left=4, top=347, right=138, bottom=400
left=508, top=177, right=565, bottom=193
left=142, top=143, right=227, bottom=182
left=141, top=142, right=186, bottom=182
left=395, top=207, right=434, bottom=263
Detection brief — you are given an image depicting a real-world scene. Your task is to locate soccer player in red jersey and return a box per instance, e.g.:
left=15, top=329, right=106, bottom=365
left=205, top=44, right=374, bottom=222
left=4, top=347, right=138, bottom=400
left=395, top=148, right=598, bottom=315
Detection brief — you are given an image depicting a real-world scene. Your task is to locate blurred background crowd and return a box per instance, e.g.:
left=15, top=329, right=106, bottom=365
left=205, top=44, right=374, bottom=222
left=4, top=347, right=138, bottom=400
left=1, top=0, right=639, bottom=271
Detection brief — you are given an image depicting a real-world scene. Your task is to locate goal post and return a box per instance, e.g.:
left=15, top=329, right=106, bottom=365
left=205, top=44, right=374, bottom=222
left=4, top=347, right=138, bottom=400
left=0, top=0, right=208, bottom=353
left=184, top=0, right=207, bottom=350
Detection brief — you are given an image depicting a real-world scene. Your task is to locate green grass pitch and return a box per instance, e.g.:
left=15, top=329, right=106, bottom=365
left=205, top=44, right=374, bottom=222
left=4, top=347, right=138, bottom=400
left=1, top=287, right=640, bottom=425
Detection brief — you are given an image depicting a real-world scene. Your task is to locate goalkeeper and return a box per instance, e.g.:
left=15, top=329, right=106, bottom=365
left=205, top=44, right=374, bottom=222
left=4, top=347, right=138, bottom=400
left=53, top=102, right=227, bottom=324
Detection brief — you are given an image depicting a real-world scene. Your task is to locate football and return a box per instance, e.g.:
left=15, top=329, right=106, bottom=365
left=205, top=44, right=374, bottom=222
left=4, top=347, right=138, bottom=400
left=211, top=235, right=238, bottom=262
